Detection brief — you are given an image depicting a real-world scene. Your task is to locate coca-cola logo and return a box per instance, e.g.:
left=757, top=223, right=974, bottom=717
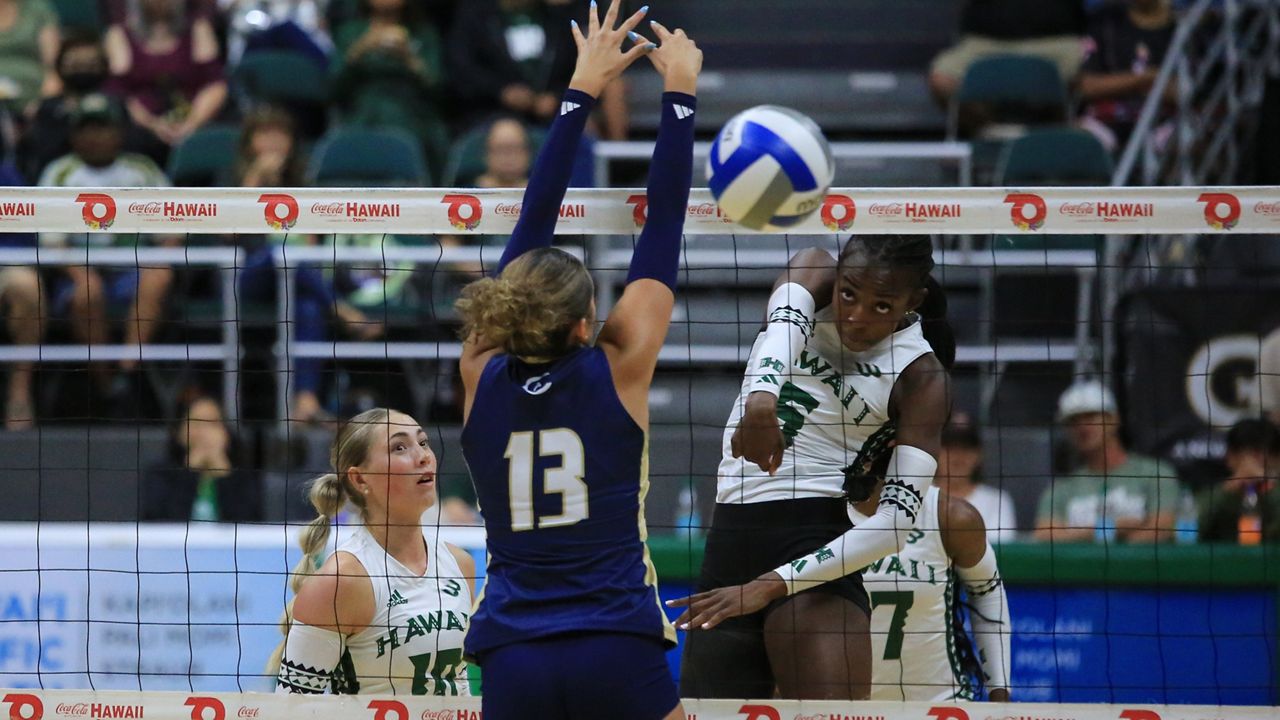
left=627, top=193, right=648, bottom=227
left=235, top=709, right=259, bottom=718
left=1004, top=192, right=1047, bottom=231
left=75, top=193, right=116, bottom=230
left=127, top=202, right=163, bottom=215
left=4, top=694, right=44, bottom=720
left=1198, top=192, right=1240, bottom=230
left=868, top=202, right=903, bottom=217
left=53, top=704, right=87, bottom=718
left=367, top=700, right=408, bottom=720
left=419, top=712, right=455, bottom=720
left=1253, top=201, right=1280, bottom=217
left=1059, top=201, right=1095, bottom=217
left=184, top=697, right=224, bottom=720
left=739, top=704, right=781, bottom=720
left=494, top=202, right=522, bottom=218
left=687, top=201, right=720, bottom=218
left=442, top=194, right=482, bottom=231
left=821, top=194, right=856, bottom=231
left=310, top=202, right=344, bottom=216
left=258, top=193, right=299, bottom=230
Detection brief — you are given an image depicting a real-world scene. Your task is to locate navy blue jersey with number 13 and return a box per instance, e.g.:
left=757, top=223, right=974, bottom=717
left=460, top=346, right=676, bottom=660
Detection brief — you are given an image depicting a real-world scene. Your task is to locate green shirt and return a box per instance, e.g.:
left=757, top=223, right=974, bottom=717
left=1036, top=454, right=1181, bottom=536
left=0, top=0, right=57, bottom=106
left=1196, top=484, right=1280, bottom=543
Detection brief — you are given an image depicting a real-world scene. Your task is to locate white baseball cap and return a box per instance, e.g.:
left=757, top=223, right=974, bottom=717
left=1057, top=379, right=1118, bottom=422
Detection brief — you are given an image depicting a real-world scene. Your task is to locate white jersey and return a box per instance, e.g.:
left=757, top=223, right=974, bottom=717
left=331, top=525, right=473, bottom=695
left=717, top=310, right=934, bottom=503
left=854, top=487, right=974, bottom=701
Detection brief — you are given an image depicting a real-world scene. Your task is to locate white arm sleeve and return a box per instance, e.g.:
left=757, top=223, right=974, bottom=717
left=276, top=621, right=343, bottom=694
left=773, top=445, right=937, bottom=595
left=744, top=283, right=817, bottom=398
left=956, top=543, right=1012, bottom=695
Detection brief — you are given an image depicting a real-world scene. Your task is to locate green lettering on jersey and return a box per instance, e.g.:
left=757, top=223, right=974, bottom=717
left=776, top=382, right=821, bottom=445
left=821, top=373, right=843, bottom=395
left=405, top=616, right=425, bottom=641
left=797, top=350, right=831, bottom=376
left=790, top=558, right=808, bottom=573
left=885, top=556, right=907, bottom=577
left=814, top=547, right=836, bottom=564
left=759, top=357, right=786, bottom=373
left=442, top=579, right=462, bottom=598
left=446, top=611, right=466, bottom=631
left=904, top=528, right=925, bottom=545
left=909, top=559, right=920, bottom=580
left=424, top=611, right=443, bottom=633
left=866, top=557, right=886, bottom=574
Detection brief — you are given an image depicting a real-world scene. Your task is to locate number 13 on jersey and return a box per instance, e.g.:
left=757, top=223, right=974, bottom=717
left=504, top=428, right=589, bottom=531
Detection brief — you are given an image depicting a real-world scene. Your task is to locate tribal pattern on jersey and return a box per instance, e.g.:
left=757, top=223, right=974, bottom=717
left=277, top=659, right=328, bottom=695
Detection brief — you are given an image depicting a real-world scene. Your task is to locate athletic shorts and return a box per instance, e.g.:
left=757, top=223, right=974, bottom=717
left=480, top=632, right=679, bottom=720
left=680, top=497, right=870, bottom=698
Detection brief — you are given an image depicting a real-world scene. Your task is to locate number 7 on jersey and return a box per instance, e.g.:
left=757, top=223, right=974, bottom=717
left=504, top=428, right=589, bottom=531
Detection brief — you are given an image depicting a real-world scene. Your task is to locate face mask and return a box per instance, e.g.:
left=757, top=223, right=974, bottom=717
left=62, top=71, right=107, bottom=94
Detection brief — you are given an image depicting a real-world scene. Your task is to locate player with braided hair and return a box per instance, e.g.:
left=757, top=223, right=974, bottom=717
left=269, top=408, right=475, bottom=696
left=674, top=234, right=956, bottom=700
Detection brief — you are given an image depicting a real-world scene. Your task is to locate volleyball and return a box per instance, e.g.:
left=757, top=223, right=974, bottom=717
left=706, top=105, right=835, bottom=231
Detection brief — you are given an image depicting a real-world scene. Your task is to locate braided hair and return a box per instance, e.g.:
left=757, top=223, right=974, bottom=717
left=838, top=235, right=954, bottom=503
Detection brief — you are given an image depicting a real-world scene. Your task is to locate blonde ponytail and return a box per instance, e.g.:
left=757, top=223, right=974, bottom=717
left=266, top=409, right=388, bottom=676
left=456, top=247, right=594, bottom=360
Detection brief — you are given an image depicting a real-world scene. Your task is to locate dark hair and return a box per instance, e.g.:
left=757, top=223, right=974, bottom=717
left=838, top=234, right=956, bottom=370
left=358, top=0, right=427, bottom=27
left=1226, top=418, right=1280, bottom=454
left=55, top=31, right=106, bottom=74
left=234, top=106, right=305, bottom=186
left=166, top=394, right=241, bottom=465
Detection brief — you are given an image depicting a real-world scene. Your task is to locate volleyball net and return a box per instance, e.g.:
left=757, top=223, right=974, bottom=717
left=1, top=186, right=1279, bottom=716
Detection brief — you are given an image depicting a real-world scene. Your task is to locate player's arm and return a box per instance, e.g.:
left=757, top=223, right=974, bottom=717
left=671, top=355, right=948, bottom=628
left=732, top=248, right=837, bottom=474
left=276, top=551, right=374, bottom=694
left=461, top=0, right=651, bottom=388
left=597, top=24, right=700, bottom=423
left=446, top=542, right=478, bottom=600
left=940, top=494, right=1012, bottom=702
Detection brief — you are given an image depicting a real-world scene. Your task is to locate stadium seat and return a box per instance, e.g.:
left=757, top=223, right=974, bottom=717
left=307, top=128, right=429, bottom=187
left=442, top=123, right=547, bottom=187
left=949, top=54, right=1069, bottom=139
left=996, top=128, right=1115, bottom=185
left=233, top=49, right=329, bottom=106
left=166, top=125, right=241, bottom=186
left=50, top=0, right=101, bottom=31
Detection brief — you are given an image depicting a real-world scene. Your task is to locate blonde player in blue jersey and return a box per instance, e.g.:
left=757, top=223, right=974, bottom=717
left=454, top=3, right=701, bottom=719
left=270, top=408, right=476, bottom=695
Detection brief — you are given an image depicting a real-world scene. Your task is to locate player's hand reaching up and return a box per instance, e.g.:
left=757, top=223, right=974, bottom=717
left=642, top=21, right=702, bottom=94
left=568, top=0, right=653, bottom=98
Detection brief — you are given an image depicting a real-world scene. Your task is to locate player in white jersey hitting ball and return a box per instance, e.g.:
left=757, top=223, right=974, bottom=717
left=673, top=235, right=955, bottom=700
left=269, top=408, right=476, bottom=695
left=853, top=475, right=1012, bottom=701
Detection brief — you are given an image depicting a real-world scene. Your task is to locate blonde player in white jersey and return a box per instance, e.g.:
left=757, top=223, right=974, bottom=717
left=853, top=480, right=1012, bottom=701
left=675, top=235, right=954, bottom=700
left=269, top=408, right=476, bottom=695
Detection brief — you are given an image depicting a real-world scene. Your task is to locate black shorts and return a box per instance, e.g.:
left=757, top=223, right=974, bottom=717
left=679, top=497, right=870, bottom=698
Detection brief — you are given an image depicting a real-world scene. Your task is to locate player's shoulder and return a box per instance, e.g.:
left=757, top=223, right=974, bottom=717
left=444, top=542, right=475, bottom=579
left=937, top=491, right=987, bottom=536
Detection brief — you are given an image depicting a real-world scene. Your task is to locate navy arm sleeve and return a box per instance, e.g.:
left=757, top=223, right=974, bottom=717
left=625, top=92, right=697, bottom=291
left=496, top=88, right=596, bottom=273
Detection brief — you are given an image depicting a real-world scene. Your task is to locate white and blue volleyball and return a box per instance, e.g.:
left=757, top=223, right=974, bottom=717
left=707, top=105, right=835, bottom=231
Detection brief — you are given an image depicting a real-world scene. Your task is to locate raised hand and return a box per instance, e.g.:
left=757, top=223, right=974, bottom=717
left=642, top=21, right=702, bottom=94
left=568, top=0, right=653, bottom=98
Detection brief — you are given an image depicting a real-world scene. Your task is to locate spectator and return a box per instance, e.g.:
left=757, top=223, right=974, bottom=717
left=476, top=115, right=530, bottom=188
left=1034, top=379, right=1181, bottom=543
left=19, top=33, right=112, bottom=182
left=447, top=0, right=627, bottom=139
left=222, top=0, right=332, bottom=68
left=0, top=0, right=60, bottom=114
left=1078, top=0, right=1177, bottom=152
left=233, top=107, right=381, bottom=424
left=330, top=0, right=450, bottom=175
left=0, top=244, right=40, bottom=430
left=929, top=0, right=1087, bottom=105
left=104, top=0, right=228, bottom=164
left=933, top=414, right=1020, bottom=544
left=38, top=93, right=177, bottom=404
left=1197, top=419, right=1280, bottom=543
left=142, top=394, right=261, bottom=521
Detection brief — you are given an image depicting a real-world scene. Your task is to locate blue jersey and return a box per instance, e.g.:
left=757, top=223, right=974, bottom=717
left=460, top=346, right=676, bottom=659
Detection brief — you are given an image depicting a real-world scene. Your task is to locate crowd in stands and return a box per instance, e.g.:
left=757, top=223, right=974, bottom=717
left=0, top=0, right=1274, bottom=546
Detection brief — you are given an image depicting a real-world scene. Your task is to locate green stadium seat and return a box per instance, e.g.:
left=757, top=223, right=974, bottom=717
left=167, top=125, right=241, bottom=186
left=996, top=128, right=1115, bottom=186
left=307, top=127, right=429, bottom=187
left=950, top=54, right=1069, bottom=139
left=51, top=0, right=101, bottom=31
left=233, top=50, right=329, bottom=106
